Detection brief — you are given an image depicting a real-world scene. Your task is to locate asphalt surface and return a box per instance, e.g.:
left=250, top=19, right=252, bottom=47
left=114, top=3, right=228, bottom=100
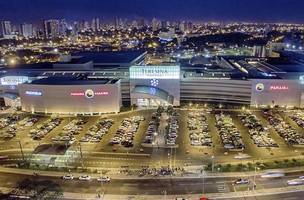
left=225, top=191, right=304, bottom=200
left=1, top=109, right=304, bottom=171
left=1, top=109, right=304, bottom=199
left=0, top=171, right=303, bottom=195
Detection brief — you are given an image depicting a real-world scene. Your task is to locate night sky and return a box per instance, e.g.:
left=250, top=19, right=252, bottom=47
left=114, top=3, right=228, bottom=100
left=1, top=0, right=304, bottom=24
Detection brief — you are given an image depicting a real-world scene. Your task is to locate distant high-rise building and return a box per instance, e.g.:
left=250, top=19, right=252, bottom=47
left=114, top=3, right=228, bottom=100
left=59, top=19, right=68, bottom=36
left=20, top=23, right=33, bottom=38
left=131, top=20, right=138, bottom=29
left=44, top=19, right=60, bottom=39
left=91, top=17, right=100, bottom=32
left=114, top=17, right=120, bottom=29
left=161, top=21, right=168, bottom=30
left=137, top=18, right=145, bottom=29
left=78, top=21, right=85, bottom=31
left=178, top=21, right=193, bottom=33
left=0, top=21, right=12, bottom=37
left=187, top=22, right=193, bottom=32
left=84, top=21, right=90, bottom=30
left=179, top=21, right=187, bottom=33
left=152, top=18, right=159, bottom=32
left=114, top=17, right=124, bottom=30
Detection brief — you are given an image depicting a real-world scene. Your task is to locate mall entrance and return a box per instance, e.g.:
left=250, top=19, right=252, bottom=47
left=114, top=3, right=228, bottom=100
left=131, top=85, right=174, bottom=108
left=137, top=98, right=171, bottom=108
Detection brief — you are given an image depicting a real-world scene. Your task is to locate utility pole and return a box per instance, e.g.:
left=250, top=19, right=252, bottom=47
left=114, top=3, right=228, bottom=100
left=253, top=165, right=259, bottom=190
left=170, top=146, right=173, bottom=170
left=173, top=147, right=176, bottom=170
left=211, top=155, right=215, bottom=172
left=100, top=170, right=104, bottom=199
left=79, top=142, right=84, bottom=170
left=202, top=167, right=205, bottom=194
left=163, top=190, right=167, bottom=200
left=18, top=140, right=25, bottom=161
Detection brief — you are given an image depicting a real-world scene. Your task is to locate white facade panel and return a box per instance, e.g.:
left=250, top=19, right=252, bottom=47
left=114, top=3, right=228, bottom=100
left=18, top=82, right=121, bottom=115
left=251, top=79, right=302, bottom=107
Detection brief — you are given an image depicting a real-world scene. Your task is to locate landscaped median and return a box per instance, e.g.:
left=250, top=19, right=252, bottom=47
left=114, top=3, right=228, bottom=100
left=2, top=184, right=304, bottom=200
left=205, top=158, right=304, bottom=172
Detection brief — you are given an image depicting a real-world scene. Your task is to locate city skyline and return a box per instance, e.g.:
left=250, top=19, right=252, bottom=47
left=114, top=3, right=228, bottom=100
left=1, top=0, right=304, bottom=24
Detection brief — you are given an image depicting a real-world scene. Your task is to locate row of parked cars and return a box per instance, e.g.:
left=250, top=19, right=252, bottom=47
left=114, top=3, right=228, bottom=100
left=110, top=116, right=145, bottom=148
left=289, top=111, right=304, bottom=128
left=143, top=117, right=158, bottom=144
left=0, top=115, right=23, bottom=139
left=239, top=112, right=278, bottom=147
left=215, top=114, right=245, bottom=150
left=62, top=119, right=87, bottom=135
left=81, top=118, right=114, bottom=143
left=18, top=117, right=39, bottom=127
left=165, top=110, right=179, bottom=146
left=62, top=174, right=111, bottom=182
left=30, top=118, right=62, bottom=140
left=0, top=116, right=40, bottom=140
left=52, top=119, right=87, bottom=144
left=0, top=114, right=20, bottom=129
left=265, top=111, right=304, bottom=145
left=187, top=111, right=212, bottom=146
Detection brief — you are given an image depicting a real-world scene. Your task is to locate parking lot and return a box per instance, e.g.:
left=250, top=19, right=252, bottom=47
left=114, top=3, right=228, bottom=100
left=179, top=108, right=304, bottom=164
left=1, top=108, right=304, bottom=166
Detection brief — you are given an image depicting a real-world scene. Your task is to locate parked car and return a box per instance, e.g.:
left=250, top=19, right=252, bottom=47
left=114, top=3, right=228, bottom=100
left=62, top=174, right=74, bottom=180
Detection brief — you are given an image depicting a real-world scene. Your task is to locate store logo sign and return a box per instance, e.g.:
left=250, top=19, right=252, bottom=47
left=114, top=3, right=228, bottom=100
left=270, top=85, right=289, bottom=90
left=85, top=89, right=95, bottom=99
left=130, top=65, right=180, bottom=79
left=255, top=83, right=264, bottom=92
left=150, top=79, right=159, bottom=87
left=25, top=90, right=42, bottom=96
left=70, top=89, right=109, bottom=98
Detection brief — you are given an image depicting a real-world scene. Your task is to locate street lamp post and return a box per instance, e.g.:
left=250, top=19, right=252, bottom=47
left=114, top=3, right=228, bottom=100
left=18, top=140, right=25, bottom=161
left=163, top=190, right=167, bottom=200
left=253, top=166, right=259, bottom=190
left=173, top=147, right=176, bottom=170
left=202, top=167, right=205, bottom=194
left=78, top=142, right=84, bottom=170
left=100, top=170, right=104, bottom=199
left=211, top=156, right=215, bottom=172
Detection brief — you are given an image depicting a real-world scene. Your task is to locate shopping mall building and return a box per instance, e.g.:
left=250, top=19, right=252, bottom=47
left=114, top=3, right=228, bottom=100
left=1, top=50, right=304, bottom=115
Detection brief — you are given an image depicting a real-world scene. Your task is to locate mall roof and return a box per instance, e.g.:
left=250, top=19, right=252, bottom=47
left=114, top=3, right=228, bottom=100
left=72, top=50, right=146, bottom=65
left=28, top=76, right=119, bottom=85
left=1, top=50, right=146, bottom=71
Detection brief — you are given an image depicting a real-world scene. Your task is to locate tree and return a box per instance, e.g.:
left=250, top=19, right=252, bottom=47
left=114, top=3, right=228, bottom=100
left=11, top=179, right=63, bottom=200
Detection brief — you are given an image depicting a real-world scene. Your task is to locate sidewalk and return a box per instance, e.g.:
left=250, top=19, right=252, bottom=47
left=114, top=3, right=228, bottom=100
left=46, top=185, right=304, bottom=200
left=3, top=184, right=304, bottom=200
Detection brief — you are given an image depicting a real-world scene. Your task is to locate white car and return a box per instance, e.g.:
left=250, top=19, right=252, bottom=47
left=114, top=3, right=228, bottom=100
left=299, top=176, right=304, bottom=180
left=62, top=174, right=74, bottom=180
left=234, top=153, right=251, bottom=160
left=79, top=175, right=91, bottom=181
left=287, top=179, right=303, bottom=185
left=261, top=171, right=285, bottom=178
left=234, top=178, right=249, bottom=185
left=97, top=176, right=111, bottom=182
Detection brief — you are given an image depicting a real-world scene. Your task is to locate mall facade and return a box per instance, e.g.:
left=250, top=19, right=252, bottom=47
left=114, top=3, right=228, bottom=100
left=0, top=50, right=304, bottom=115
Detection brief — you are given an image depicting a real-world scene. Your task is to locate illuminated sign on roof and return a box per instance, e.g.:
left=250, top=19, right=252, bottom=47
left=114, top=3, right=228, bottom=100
left=130, top=65, right=180, bottom=79
left=0, top=76, right=29, bottom=86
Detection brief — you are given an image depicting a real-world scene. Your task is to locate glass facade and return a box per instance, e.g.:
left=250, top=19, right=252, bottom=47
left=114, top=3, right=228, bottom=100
left=129, top=65, right=180, bottom=79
